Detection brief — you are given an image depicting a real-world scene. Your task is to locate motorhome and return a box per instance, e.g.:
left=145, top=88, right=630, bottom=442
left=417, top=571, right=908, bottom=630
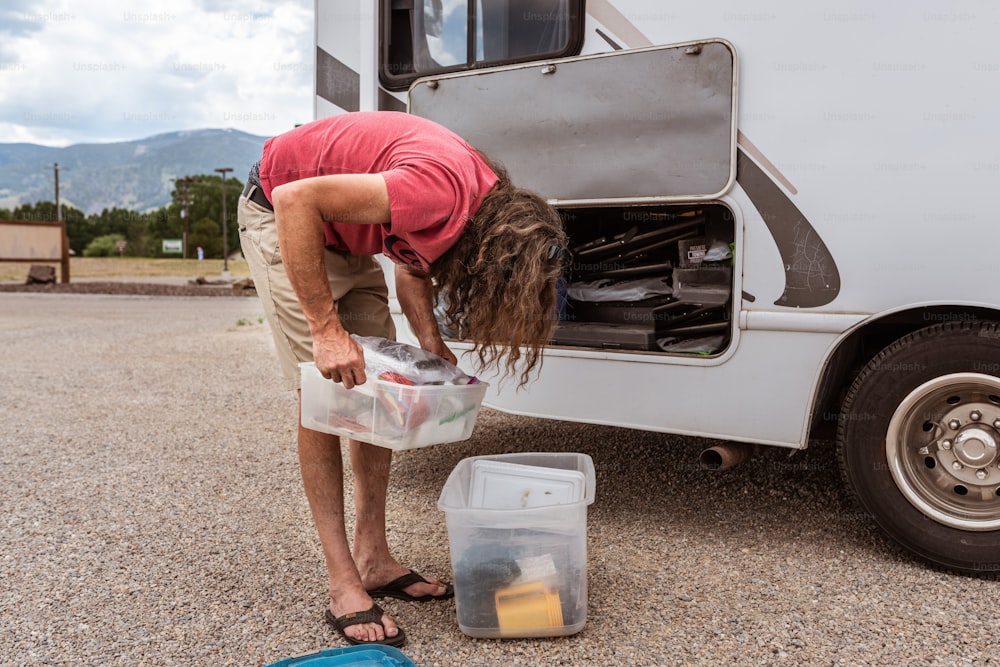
left=313, top=0, right=1000, bottom=575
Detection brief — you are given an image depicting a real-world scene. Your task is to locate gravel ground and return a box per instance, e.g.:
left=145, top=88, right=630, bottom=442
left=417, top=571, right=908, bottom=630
left=2, top=290, right=999, bottom=667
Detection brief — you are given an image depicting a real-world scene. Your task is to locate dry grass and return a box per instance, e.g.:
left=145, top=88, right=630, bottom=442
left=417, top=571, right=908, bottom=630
left=0, top=257, right=251, bottom=282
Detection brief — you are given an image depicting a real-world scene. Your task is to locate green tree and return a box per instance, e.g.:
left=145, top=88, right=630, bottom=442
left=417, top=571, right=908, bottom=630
left=124, top=214, right=150, bottom=257
left=11, top=201, right=87, bottom=253
left=87, top=207, right=153, bottom=257
left=2, top=173, right=245, bottom=259
left=188, top=217, right=221, bottom=258
left=150, top=174, right=242, bottom=258
left=144, top=206, right=181, bottom=257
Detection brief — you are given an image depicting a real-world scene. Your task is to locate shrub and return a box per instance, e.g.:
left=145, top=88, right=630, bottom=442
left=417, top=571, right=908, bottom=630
left=83, top=234, right=126, bottom=257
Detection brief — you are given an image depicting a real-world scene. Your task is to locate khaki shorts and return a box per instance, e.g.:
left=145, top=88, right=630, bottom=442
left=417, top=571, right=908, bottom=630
left=238, top=190, right=395, bottom=389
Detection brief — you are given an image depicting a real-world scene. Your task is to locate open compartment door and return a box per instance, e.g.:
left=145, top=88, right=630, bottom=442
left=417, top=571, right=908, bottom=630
left=408, top=40, right=738, bottom=204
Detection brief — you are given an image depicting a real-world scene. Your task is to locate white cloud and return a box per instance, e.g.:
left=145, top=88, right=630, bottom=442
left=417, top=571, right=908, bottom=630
left=0, top=0, right=313, bottom=146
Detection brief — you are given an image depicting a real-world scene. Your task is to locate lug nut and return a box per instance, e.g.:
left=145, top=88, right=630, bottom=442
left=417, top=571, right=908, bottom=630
left=976, top=469, right=988, bottom=480
left=970, top=410, right=982, bottom=421
left=952, top=461, right=963, bottom=470
left=942, top=440, right=953, bottom=450
left=949, top=419, right=962, bottom=430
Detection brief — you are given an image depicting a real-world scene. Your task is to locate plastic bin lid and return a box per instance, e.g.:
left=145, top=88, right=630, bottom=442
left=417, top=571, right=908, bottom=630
left=439, top=452, right=597, bottom=513
left=261, top=645, right=416, bottom=667
left=469, top=459, right=586, bottom=509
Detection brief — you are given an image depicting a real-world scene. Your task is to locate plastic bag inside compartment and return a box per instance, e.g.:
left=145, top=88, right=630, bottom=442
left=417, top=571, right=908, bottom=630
left=353, top=335, right=475, bottom=385
left=566, top=276, right=672, bottom=303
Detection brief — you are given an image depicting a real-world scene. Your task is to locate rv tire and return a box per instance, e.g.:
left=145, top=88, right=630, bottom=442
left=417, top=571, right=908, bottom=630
left=837, top=320, right=1000, bottom=577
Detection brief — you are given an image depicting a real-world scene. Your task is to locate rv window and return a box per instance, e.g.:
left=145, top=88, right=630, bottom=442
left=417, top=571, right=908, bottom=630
left=380, top=0, right=583, bottom=90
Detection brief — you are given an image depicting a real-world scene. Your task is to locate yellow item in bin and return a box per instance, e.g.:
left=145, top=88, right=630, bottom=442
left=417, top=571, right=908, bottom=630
left=495, top=581, right=564, bottom=635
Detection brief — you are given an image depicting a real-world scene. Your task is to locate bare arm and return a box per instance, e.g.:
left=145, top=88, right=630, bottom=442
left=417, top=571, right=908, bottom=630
left=394, top=264, right=458, bottom=366
left=271, top=174, right=391, bottom=388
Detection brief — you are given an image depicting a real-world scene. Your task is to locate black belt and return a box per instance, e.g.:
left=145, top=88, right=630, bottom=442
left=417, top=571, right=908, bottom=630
left=242, top=180, right=273, bottom=211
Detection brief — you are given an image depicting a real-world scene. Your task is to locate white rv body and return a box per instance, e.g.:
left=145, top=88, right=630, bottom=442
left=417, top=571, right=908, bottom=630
left=314, top=1, right=1000, bottom=573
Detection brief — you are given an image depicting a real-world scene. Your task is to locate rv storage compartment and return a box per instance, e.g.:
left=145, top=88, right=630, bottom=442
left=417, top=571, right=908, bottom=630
left=552, top=203, right=734, bottom=354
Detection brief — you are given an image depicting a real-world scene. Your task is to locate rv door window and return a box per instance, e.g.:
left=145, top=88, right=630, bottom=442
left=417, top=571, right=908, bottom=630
left=381, top=0, right=583, bottom=90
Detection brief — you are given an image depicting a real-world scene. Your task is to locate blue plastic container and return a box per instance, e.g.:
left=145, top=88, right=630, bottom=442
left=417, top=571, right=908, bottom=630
left=262, top=645, right=417, bottom=667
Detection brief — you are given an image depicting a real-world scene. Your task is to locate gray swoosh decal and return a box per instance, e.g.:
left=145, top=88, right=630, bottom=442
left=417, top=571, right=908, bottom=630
left=737, top=149, right=841, bottom=307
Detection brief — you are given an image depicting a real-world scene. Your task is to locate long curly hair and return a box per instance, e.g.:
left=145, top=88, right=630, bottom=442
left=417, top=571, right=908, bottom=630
left=430, top=157, right=567, bottom=388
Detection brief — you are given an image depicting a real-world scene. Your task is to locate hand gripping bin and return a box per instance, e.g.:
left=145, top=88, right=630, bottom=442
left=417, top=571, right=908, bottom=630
left=299, top=362, right=488, bottom=450
left=437, top=452, right=596, bottom=638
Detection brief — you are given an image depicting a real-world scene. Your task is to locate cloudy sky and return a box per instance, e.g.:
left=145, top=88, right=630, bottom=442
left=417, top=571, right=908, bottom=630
left=0, top=0, right=313, bottom=147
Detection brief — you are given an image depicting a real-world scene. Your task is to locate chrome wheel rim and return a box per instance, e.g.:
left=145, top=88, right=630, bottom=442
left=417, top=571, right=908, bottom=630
left=886, top=372, right=1000, bottom=531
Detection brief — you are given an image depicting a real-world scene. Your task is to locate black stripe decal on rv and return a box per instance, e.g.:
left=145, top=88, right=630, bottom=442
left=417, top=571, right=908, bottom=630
left=736, top=149, right=841, bottom=308
left=316, top=47, right=360, bottom=112
left=378, top=88, right=406, bottom=112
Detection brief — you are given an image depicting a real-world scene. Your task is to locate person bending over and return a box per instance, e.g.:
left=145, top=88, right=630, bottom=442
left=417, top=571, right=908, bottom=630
left=237, top=111, right=566, bottom=647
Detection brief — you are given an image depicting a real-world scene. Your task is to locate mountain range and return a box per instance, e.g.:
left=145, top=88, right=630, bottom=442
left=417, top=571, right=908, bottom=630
left=0, top=129, right=268, bottom=215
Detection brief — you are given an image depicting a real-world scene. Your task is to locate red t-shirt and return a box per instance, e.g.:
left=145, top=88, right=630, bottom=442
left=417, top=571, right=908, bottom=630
left=258, top=111, right=499, bottom=271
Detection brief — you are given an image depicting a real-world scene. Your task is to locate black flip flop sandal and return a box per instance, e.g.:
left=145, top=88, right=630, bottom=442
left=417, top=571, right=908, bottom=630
left=324, top=603, right=406, bottom=647
left=366, top=570, right=454, bottom=603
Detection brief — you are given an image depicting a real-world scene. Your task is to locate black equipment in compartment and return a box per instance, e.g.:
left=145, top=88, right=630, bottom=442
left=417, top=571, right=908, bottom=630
left=552, top=205, right=734, bottom=354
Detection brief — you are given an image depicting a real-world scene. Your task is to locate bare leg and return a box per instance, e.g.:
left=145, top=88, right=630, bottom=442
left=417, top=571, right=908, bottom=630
left=349, top=438, right=450, bottom=597
left=296, top=409, right=400, bottom=643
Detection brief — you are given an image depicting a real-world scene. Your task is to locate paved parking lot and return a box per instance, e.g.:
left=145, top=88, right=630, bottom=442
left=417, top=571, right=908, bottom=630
left=2, top=293, right=998, bottom=666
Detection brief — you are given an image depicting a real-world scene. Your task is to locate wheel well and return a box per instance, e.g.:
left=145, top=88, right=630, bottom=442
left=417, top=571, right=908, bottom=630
left=809, top=306, right=1000, bottom=440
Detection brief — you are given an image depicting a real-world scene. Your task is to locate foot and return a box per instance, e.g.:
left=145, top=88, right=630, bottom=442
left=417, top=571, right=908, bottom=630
left=359, top=562, right=451, bottom=601
left=325, top=603, right=405, bottom=647
left=366, top=569, right=454, bottom=602
left=328, top=590, right=402, bottom=644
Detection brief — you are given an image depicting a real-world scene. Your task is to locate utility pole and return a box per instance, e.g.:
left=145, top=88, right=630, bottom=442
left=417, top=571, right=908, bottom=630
left=170, top=177, right=196, bottom=259
left=215, top=167, right=233, bottom=278
left=54, top=163, right=62, bottom=221
left=54, top=162, right=69, bottom=283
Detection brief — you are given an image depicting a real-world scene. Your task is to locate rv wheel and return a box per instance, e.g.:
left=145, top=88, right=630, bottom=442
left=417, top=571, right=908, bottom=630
left=837, top=321, right=1000, bottom=576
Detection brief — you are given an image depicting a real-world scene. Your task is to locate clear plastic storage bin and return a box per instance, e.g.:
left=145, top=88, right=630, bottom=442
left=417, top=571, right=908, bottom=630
left=438, top=452, right=596, bottom=638
left=299, top=362, right=488, bottom=450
